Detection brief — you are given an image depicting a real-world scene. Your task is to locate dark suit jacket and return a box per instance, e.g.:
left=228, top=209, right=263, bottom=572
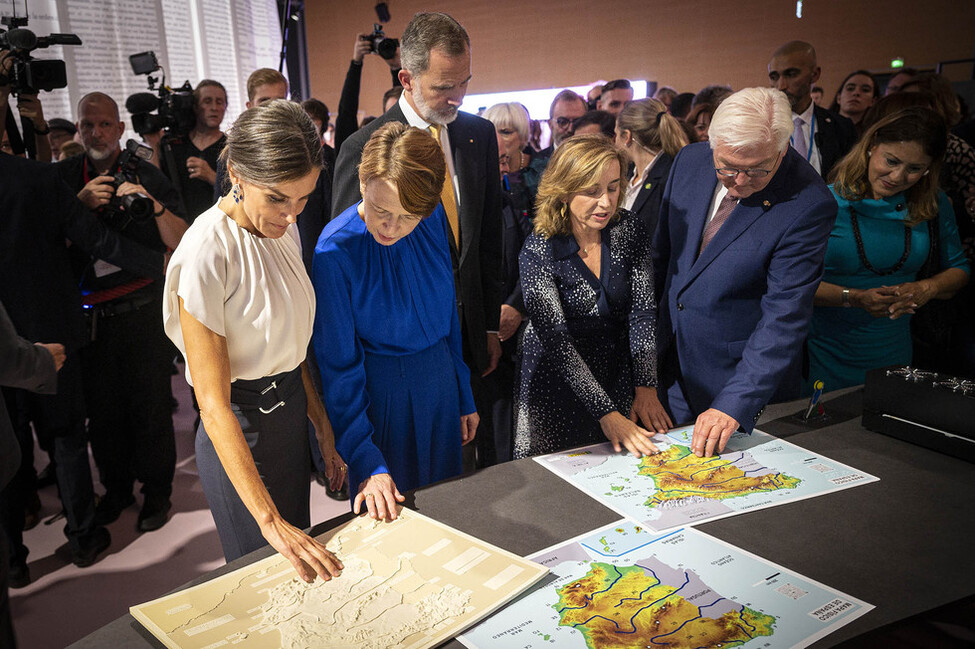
left=813, top=105, right=857, bottom=181
left=629, top=152, right=675, bottom=239
left=331, top=104, right=503, bottom=371
left=0, top=301, right=57, bottom=490
left=501, top=192, right=532, bottom=313
left=653, top=143, right=837, bottom=430
left=0, top=153, right=164, bottom=354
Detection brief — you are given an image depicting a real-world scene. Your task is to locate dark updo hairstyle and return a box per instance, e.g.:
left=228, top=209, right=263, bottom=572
left=831, top=106, right=948, bottom=225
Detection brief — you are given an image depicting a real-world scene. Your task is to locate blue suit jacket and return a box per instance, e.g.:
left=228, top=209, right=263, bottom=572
left=653, top=142, right=837, bottom=431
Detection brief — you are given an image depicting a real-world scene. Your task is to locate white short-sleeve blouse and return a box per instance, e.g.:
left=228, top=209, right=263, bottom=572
left=163, top=204, right=315, bottom=386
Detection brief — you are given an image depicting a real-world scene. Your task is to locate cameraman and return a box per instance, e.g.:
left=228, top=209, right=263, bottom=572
left=334, top=30, right=401, bottom=153
left=159, top=80, right=228, bottom=221
left=56, top=91, right=188, bottom=533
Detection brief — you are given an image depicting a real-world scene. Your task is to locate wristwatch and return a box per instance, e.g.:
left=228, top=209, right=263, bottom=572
left=841, top=288, right=852, bottom=307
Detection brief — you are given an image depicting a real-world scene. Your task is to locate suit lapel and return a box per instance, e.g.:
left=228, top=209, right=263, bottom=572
left=446, top=118, right=477, bottom=263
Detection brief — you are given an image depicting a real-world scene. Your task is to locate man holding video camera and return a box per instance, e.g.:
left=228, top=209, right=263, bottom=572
left=56, top=91, right=188, bottom=534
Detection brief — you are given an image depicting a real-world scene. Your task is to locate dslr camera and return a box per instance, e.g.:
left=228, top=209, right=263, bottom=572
left=103, top=139, right=156, bottom=225
left=0, top=15, right=81, bottom=95
left=125, top=51, right=195, bottom=137
left=362, top=23, right=398, bottom=60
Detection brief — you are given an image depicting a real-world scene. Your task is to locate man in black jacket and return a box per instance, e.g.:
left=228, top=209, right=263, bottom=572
left=331, top=11, right=503, bottom=466
left=768, top=41, right=857, bottom=180
left=56, top=91, right=188, bottom=534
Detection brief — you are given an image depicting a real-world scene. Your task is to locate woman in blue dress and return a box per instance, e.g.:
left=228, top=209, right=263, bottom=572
left=514, top=135, right=670, bottom=459
left=807, top=107, right=969, bottom=392
left=313, top=123, right=477, bottom=521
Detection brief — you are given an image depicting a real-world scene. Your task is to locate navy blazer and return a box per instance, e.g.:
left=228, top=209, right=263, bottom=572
left=331, top=104, right=503, bottom=372
left=629, top=151, right=674, bottom=239
left=653, top=143, right=837, bottom=430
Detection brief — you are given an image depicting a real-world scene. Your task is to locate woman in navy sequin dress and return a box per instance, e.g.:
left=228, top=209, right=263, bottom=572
left=514, top=136, right=671, bottom=459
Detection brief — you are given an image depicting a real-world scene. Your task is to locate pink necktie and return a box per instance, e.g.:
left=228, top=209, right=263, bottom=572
left=699, top=194, right=738, bottom=255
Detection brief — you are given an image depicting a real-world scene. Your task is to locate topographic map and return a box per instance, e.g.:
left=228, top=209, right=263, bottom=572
left=459, top=521, right=872, bottom=649
left=131, top=508, right=547, bottom=649
left=535, top=426, right=878, bottom=531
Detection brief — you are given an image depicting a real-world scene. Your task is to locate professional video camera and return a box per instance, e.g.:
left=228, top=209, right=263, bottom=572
left=0, top=15, right=81, bottom=95
left=124, top=51, right=195, bottom=137
left=103, top=139, right=156, bottom=225
left=362, top=23, right=398, bottom=60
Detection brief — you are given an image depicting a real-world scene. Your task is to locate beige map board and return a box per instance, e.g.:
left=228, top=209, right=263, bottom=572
left=130, top=508, right=548, bottom=648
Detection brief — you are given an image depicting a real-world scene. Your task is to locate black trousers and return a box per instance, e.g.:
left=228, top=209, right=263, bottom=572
left=0, top=531, right=17, bottom=649
left=0, top=353, right=99, bottom=559
left=81, top=296, right=176, bottom=501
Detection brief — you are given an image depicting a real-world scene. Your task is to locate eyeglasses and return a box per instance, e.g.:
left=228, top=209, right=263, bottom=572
left=714, top=167, right=774, bottom=179
left=554, top=116, right=575, bottom=128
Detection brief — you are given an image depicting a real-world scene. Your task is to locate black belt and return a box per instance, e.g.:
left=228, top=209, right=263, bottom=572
left=87, top=293, right=157, bottom=318
left=230, top=367, right=303, bottom=414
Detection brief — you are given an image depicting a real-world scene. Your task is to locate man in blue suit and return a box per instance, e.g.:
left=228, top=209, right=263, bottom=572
left=653, top=87, right=837, bottom=457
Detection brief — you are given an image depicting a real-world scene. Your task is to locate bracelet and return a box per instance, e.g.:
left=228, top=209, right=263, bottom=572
left=152, top=203, right=166, bottom=217
left=841, top=288, right=852, bottom=307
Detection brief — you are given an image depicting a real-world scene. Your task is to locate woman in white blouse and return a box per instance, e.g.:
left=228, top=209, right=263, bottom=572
left=163, top=100, right=344, bottom=583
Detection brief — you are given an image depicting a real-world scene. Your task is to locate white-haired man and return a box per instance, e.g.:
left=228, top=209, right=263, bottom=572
left=652, top=87, right=837, bottom=457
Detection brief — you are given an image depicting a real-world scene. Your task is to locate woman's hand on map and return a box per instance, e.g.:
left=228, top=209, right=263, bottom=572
left=261, top=516, right=344, bottom=584
left=629, top=387, right=673, bottom=434
left=600, top=411, right=659, bottom=458
left=691, top=408, right=740, bottom=457
left=354, top=473, right=405, bottom=521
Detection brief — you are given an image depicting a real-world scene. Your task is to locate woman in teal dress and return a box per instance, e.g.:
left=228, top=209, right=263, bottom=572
left=807, top=107, right=969, bottom=392
left=312, top=123, right=478, bottom=521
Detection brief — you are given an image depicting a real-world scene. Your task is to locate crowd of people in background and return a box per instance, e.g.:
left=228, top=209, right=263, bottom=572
left=2, top=13, right=974, bottom=645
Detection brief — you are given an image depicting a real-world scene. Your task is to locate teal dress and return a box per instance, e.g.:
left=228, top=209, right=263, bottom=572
left=806, top=188, right=969, bottom=393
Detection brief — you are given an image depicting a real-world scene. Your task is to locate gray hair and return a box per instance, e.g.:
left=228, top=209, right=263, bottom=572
left=218, top=99, right=322, bottom=190
left=483, top=102, right=531, bottom=144
left=708, top=87, right=792, bottom=153
left=400, top=12, right=470, bottom=76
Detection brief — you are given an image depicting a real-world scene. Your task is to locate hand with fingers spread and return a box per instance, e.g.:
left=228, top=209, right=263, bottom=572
left=354, top=473, right=405, bottom=521
left=629, top=386, right=673, bottom=434
left=260, top=515, right=344, bottom=583
left=599, top=411, right=659, bottom=457
left=690, top=408, right=739, bottom=457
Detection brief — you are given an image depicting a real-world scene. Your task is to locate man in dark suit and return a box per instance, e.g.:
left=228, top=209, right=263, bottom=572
left=768, top=41, right=857, bottom=180
left=332, top=12, right=503, bottom=464
left=653, top=88, right=837, bottom=458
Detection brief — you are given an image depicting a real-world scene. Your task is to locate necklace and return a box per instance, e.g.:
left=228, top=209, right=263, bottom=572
left=580, top=241, right=599, bottom=256
left=849, top=207, right=911, bottom=276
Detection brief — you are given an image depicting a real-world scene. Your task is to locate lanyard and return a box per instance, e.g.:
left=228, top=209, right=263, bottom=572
left=790, top=115, right=816, bottom=162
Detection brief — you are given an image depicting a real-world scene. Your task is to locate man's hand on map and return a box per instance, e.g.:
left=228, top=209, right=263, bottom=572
left=691, top=408, right=740, bottom=457
left=261, top=517, right=344, bottom=584
left=599, top=411, right=660, bottom=458
left=355, top=473, right=405, bottom=521
left=629, top=386, right=673, bottom=434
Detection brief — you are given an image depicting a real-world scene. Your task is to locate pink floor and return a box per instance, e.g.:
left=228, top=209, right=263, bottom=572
left=9, top=364, right=349, bottom=648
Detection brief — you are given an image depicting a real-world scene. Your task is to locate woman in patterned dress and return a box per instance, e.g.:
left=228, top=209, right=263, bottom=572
left=514, top=135, right=671, bottom=459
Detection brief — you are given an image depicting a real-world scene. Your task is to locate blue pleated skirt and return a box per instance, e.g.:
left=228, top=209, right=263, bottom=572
left=354, top=338, right=464, bottom=497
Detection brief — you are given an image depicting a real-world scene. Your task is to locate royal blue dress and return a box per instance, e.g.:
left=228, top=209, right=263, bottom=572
left=806, top=188, right=969, bottom=393
left=312, top=204, right=475, bottom=498
left=514, top=209, right=658, bottom=458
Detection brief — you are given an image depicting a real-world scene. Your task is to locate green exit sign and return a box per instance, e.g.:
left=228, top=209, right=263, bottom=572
left=891, top=57, right=905, bottom=69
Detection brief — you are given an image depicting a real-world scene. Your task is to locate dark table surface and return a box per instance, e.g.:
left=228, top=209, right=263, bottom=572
left=70, top=388, right=975, bottom=648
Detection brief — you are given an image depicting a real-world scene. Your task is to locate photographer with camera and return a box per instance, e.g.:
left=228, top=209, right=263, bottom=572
left=1, top=55, right=169, bottom=586
left=334, top=26, right=401, bottom=153
left=56, top=91, right=188, bottom=534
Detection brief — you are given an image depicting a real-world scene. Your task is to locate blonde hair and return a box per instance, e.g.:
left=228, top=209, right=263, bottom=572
left=533, top=135, right=627, bottom=238
left=246, top=68, right=288, bottom=102
left=617, top=98, right=689, bottom=158
left=483, top=102, right=531, bottom=144
left=830, top=106, right=947, bottom=225
left=358, top=122, right=446, bottom=217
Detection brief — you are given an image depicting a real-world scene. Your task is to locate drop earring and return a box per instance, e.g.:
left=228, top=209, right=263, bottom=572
left=233, top=183, right=242, bottom=203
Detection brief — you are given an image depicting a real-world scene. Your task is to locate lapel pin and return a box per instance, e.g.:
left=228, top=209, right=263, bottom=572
left=469, top=138, right=474, bottom=143
left=763, top=200, right=771, bottom=207
left=644, top=182, right=652, bottom=190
